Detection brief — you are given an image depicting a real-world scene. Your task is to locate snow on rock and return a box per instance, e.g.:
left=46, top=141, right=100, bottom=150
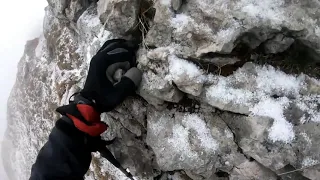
left=137, top=48, right=184, bottom=106
left=4, top=0, right=320, bottom=180
left=2, top=3, right=127, bottom=180
left=203, top=62, right=319, bottom=144
left=147, top=0, right=320, bottom=59
left=250, top=97, right=294, bottom=143
left=166, top=55, right=206, bottom=96
left=170, top=14, right=193, bottom=33
left=146, top=106, right=246, bottom=178
left=302, top=157, right=319, bottom=168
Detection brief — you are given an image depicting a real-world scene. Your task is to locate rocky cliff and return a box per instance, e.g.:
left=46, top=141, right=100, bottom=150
left=3, top=0, right=320, bottom=180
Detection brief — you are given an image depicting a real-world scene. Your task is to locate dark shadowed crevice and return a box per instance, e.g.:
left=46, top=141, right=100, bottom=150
left=215, top=170, right=229, bottom=177
left=254, top=40, right=320, bottom=78
left=186, top=43, right=252, bottom=76
left=191, top=30, right=320, bottom=78
left=167, top=97, right=201, bottom=113
left=153, top=172, right=163, bottom=180
left=131, top=0, right=156, bottom=44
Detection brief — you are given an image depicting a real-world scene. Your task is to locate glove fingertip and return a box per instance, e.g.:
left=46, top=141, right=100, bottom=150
left=124, top=67, right=142, bottom=87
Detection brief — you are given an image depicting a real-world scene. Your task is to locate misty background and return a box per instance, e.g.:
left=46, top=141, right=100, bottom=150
left=0, top=0, right=47, bottom=179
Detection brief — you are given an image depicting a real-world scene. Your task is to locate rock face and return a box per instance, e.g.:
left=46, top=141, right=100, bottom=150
left=146, top=106, right=245, bottom=178
left=3, top=0, right=320, bottom=180
left=97, top=0, right=140, bottom=35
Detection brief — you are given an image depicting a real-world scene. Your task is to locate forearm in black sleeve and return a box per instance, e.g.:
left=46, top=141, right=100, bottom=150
left=29, top=117, right=92, bottom=180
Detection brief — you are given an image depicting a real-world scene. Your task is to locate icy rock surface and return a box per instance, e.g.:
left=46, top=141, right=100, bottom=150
left=3, top=0, right=320, bottom=180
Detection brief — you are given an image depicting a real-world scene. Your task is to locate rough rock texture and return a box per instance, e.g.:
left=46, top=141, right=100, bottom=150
left=97, top=0, right=140, bottom=35
left=3, top=0, right=320, bottom=180
left=146, top=105, right=246, bottom=179
left=229, top=160, right=278, bottom=180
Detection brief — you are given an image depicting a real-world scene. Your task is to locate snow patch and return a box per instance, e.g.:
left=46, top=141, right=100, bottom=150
left=204, top=63, right=316, bottom=143
left=255, top=65, right=304, bottom=96
left=240, top=0, right=285, bottom=24
left=170, top=14, right=191, bottom=33
left=166, top=55, right=206, bottom=84
left=160, top=0, right=171, bottom=5
left=168, top=124, right=199, bottom=160
left=206, top=77, right=255, bottom=106
left=166, top=113, right=218, bottom=162
left=215, top=28, right=239, bottom=45
left=302, top=157, right=319, bottom=168
left=296, top=95, right=320, bottom=123
left=182, top=114, right=218, bottom=151
left=250, top=97, right=294, bottom=143
left=300, top=132, right=312, bottom=144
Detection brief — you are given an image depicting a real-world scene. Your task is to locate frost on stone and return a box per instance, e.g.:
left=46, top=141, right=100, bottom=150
left=239, top=0, right=286, bottom=25
left=170, top=14, right=191, bottom=33
left=169, top=114, right=218, bottom=154
left=204, top=62, right=319, bottom=143
left=302, top=157, right=319, bottom=168
left=5, top=0, right=320, bottom=179
left=205, top=76, right=255, bottom=113
left=147, top=109, right=218, bottom=172
left=250, top=97, right=294, bottom=143
left=296, top=95, right=320, bottom=123
left=166, top=55, right=206, bottom=96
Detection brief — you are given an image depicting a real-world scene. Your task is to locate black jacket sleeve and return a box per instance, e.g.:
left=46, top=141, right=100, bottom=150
left=29, top=118, right=92, bottom=180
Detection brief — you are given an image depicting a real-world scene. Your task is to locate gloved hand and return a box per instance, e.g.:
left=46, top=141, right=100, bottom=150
left=81, top=39, right=142, bottom=112
left=56, top=39, right=142, bottom=139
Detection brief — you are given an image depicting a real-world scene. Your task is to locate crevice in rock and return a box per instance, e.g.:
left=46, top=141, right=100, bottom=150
left=132, top=0, right=156, bottom=45
left=186, top=43, right=251, bottom=76
left=276, top=164, right=311, bottom=180
left=214, top=112, right=253, bottom=172
left=215, top=170, right=229, bottom=177
left=189, top=30, right=320, bottom=78
left=253, top=40, right=320, bottom=78
left=167, top=96, right=200, bottom=113
left=153, top=171, right=164, bottom=180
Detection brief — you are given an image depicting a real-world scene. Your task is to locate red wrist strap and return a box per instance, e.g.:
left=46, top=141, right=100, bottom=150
left=67, top=104, right=108, bottom=137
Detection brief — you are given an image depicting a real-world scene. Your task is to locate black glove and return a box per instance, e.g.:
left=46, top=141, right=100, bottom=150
left=80, top=39, right=142, bottom=112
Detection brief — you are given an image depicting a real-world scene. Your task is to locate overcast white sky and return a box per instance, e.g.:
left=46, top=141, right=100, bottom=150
left=0, top=0, right=47, bottom=179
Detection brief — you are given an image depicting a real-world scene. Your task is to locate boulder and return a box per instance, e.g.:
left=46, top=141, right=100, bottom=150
left=146, top=0, right=320, bottom=59
left=221, top=113, right=297, bottom=171
left=100, top=104, right=155, bottom=179
left=97, top=0, right=140, bottom=35
left=146, top=105, right=246, bottom=178
left=229, top=160, right=278, bottom=180
left=220, top=110, right=320, bottom=179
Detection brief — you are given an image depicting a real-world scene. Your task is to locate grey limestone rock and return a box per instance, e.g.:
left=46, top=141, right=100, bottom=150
left=5, top=0, right=320, bottom=180
left=145, top=0, right=320, bottom=59
left=146, top=105, right=246, bottom=179
left=229, top=160, right=278, bottom=180
left=264, top=34, right=295, bottom=54
left=97, top=0, right=140, bottom=35
left=171, top=0, right=182, bottom=11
